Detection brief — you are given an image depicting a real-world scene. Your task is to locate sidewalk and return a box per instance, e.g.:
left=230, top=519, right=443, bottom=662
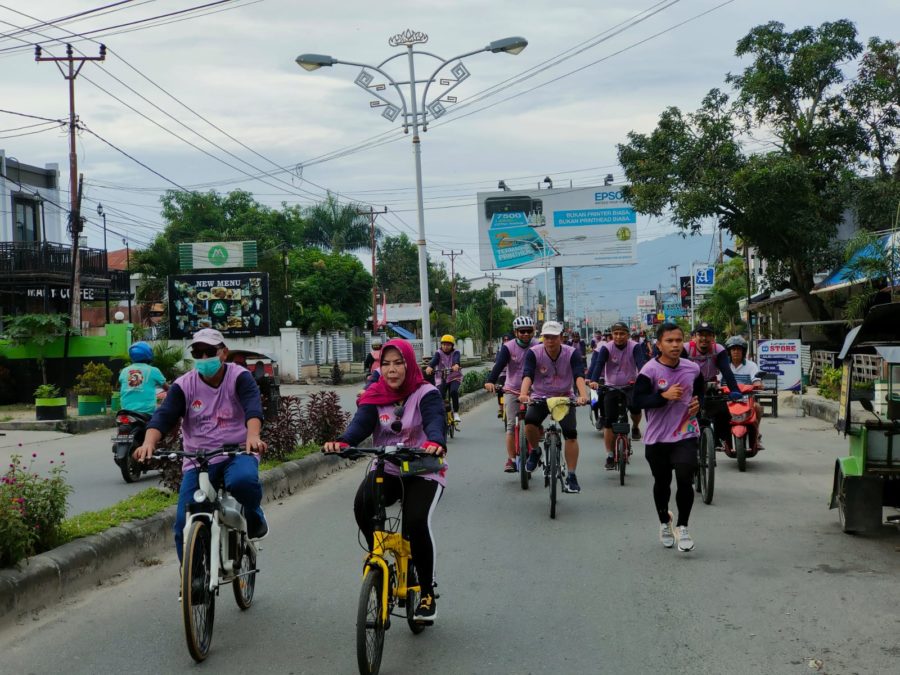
left=779, top=386, right=866, bottom=426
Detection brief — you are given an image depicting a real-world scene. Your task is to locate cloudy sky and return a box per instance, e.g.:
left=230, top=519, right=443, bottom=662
left=1, top=0, right=897, bottom=287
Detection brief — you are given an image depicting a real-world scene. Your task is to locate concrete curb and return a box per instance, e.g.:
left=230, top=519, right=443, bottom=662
left=0, top=391, right=493, bottom=628
left=0, top=416, right=116, bottom=434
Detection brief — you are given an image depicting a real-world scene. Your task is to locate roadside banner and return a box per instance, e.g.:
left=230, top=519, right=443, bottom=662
left=757, top=339, right=802, bottom=392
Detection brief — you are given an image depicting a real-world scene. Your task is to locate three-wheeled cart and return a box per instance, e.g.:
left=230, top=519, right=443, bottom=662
left=829, top=304, right=900, bottom=533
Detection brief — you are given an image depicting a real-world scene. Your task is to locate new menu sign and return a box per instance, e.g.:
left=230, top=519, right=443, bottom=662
left=167, top=272, right=269, bottom=339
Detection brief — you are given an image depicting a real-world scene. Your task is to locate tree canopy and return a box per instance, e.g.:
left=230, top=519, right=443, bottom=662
left=290, top=249, right=372, bottom=331
left=617, top=20, right=900, bottom=324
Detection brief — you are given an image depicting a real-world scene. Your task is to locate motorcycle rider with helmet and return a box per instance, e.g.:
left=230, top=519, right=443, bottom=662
left=723, top=335, right=765, bottom=449
left=119, top=341, right=169, bottom=415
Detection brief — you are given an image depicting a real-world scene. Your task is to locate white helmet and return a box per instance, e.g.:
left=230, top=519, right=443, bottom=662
left=512, top=315, right=534, bottom=329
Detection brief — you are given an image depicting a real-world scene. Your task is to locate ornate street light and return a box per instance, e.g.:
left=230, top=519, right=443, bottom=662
left=296, top=31, right=527, bottom=354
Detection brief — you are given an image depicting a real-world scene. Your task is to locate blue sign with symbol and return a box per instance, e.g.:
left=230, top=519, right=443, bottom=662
left=694, top=266, right=715, bottom=290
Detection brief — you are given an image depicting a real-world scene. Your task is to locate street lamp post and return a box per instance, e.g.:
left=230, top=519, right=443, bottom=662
left=97, top=203, right=110, bottom=324
left=296, top=32, right=527, bottom=355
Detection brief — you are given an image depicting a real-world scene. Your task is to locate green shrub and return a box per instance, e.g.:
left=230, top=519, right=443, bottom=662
left=73, top=361, right=114, bottom=399
left=1, top=453, right=72, bottom=567
left=461, top=368, right=490, bottom=395
left=818, top=366, right=842, bottom=401
left=33, top=384, right=61, bottom=399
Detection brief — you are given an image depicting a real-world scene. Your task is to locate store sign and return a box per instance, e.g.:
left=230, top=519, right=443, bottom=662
left=679, top=276, right=692, bottom=308
left=757, top=339, right=802, bottom=392
left=26, top=287, right=98, bottom=300
left=167, top=272, right=269, bottom=339
left=636, top=294, right=656, bottom=312
left=178, top=241, right=258, bottom=271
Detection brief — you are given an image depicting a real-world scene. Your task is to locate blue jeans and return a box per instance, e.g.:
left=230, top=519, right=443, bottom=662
left=174, top=453, right=264, bottom=561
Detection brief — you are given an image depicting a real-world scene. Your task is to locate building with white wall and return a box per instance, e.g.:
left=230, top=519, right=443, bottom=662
left=0, top=150, right=64, bottom=244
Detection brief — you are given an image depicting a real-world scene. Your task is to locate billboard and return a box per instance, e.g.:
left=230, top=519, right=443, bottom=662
left=168, top=272, right=270, bottom=339
left=636, top=294, right=656, bottom=312
left=477, top=186, right=637, bottom=270
left=178, top=241, right=258, bottom=271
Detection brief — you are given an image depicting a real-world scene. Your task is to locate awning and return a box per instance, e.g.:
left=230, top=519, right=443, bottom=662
left=812, top=231, right=899, bottom=295
left=385, top=323, right=416, bottom=340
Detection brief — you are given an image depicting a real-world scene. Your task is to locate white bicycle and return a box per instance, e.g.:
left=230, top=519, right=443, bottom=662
left=155, top=445, right=259, bottom=662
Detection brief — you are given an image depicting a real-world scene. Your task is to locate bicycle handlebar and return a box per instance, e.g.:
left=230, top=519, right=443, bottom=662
left=152, top=444, right=244, bottom=462
left=326, top=445, right=440, bottom=463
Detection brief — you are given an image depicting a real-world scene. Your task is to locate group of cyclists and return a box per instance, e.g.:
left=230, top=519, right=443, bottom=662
left=118, top=315, right=767, bottom=629
left=484, top=314, right=766, bottom=554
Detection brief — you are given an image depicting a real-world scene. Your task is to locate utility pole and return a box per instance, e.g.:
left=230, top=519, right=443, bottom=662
left=441, top=249, right=463, bottom=320
left=36, top=42, right=106, bottom=330
left=358, top=206, right=387, bottom=332
left=486, top=272, right=500, bottom=351
left=97, top=202, right=109, bottom=324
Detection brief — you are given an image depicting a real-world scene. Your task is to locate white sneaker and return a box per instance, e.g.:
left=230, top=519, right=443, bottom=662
left=453, top=412, right=461, bottom=423
left=676, top=525, right=695, bottom=552
left=659, top=511, right=675, bottom=548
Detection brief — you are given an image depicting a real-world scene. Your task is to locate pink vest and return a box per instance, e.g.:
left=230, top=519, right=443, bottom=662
left=503, top=338, right=538, bottom=395
left=435, top=350, right=463, bottom=384
left=177, top=363, right=255, bottom=471
left=603, top=340, right=639, bottom=386
left=373, top=383, right=447, bottom=486
left=530, top=343, right=577, bottom=398
left=688, top=342, right=725, bottom=381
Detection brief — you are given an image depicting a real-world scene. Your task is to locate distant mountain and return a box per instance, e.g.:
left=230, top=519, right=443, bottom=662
left=550, top=231, right=731, bottom=324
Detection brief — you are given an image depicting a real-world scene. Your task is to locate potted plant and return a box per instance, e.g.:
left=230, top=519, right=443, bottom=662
left=73, top=362, right=114, bottom=416
left=34, top=384, right=67, bottom=421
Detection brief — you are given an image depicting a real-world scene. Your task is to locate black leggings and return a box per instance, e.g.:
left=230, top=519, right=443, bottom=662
left=439, top=381, right=461, bottom=413
left=353, top=473, right=443, bottom=594
left=647, top=456, right=695, bottom=527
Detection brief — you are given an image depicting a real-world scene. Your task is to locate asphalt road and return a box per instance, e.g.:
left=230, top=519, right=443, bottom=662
left=0, top=383, right=365, bottom=516
left=2, top=401, right=899, bottom=674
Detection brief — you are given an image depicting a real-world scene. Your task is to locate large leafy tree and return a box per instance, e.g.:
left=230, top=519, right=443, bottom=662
left=697, top=257, right=748, bottom=336
left=617, top=20, right=900, bottom=324
left=290, top=250, right=372, bottom=331
left=375, top=233, right=421, bottom=303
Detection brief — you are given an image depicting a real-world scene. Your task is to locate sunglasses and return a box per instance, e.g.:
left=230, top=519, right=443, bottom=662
left=516, top=328, right=534, bottom=334
left=190, top=345, right=220, bottom=359
left=390, top=404, right=405, bottom=433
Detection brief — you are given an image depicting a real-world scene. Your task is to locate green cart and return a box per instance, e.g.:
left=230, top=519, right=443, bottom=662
left=829, top=304, right=900, bottom=533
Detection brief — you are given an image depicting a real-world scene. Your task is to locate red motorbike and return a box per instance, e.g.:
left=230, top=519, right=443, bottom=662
left=720, top=383, right=762, bottom=472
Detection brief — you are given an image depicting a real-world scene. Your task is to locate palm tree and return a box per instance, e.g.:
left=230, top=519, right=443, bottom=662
left=304, top=193, right=379, bottom=254
left=455, top=306, right=484, bottom=354
left=309, top=304, right=348, bottom=363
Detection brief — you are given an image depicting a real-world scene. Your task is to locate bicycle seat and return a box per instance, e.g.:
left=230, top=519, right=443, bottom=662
left=547, top=396, right=571, bottom=421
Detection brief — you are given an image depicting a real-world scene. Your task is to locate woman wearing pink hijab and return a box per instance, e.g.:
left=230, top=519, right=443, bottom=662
left=324, top=339, right=446, bottom=623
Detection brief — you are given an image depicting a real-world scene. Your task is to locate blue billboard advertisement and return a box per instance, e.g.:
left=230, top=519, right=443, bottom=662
left=477, top=185, right=637, bottom=270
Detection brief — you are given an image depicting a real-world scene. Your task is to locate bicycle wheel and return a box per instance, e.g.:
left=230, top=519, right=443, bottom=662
left=357, top=567, right=386, bottom=675
left=405, top=561, right=426, bottom=635
left=735, top=435, right=747, bottom=472
left=517, top=418, right=529, bottom=490
left=548, top=434, right=560, bottom=519
left=182, top=521, right=216, bottom=663
left=446, top=412, right=455, bottom=439
left=700, top=426, right=715, bottom=505
left=615, top=435, right=627, bottom=486
left=232, top=541, right=257, bottom=610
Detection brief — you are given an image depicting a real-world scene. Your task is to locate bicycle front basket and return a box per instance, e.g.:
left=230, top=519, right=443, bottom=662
left=398, top=455, right=445, bottom=477
left=611, top=422, right=631, bottom=435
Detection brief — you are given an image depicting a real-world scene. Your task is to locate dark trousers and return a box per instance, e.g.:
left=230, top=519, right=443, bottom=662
left=353, top=473, right=443, bottom=595
left=439, top=380, right=461, bottom=413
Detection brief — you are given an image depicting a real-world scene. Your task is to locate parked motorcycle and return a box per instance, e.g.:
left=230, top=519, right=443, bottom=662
left=720, top=383, right=763, bottom=472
